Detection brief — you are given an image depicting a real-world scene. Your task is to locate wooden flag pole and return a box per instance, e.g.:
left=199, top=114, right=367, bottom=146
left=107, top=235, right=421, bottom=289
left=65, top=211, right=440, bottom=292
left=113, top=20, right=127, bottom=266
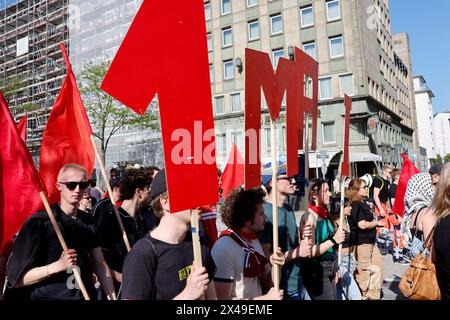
left=90, top=135, right=131, bottom=252
left=338, top=95, right=351, bottom=267
left=190, top=209, right=205, bottom=300
left=302, top=113, right=311, bottom=241
left=270, top=118, right=280, bottom=291
left=39, top=192, right=90, bottom=300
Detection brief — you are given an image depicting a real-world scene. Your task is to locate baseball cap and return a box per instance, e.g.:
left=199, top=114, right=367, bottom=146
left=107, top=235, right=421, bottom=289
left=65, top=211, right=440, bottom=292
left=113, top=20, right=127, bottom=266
left=149, top=168, right=167, bottom=199
left=261, top=161, right=287, bottom=186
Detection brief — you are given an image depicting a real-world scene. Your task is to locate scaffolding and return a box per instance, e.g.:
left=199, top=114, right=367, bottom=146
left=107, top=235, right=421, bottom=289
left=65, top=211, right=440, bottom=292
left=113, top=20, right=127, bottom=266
left=0, top=0, right=69, bottom=160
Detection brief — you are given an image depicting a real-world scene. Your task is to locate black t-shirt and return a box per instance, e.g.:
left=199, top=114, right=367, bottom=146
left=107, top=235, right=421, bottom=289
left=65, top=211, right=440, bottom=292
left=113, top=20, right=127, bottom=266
left=373, top=177, right=390, bottom=203
left=389, top=183, right=397, bottom=199
left=348, top=201, right=376, bottom=246
left=5, top=205, right=99, bottom=300
left=91, top=198, right=114, bottom=225
left=97, top=207, right=157, bottom=273
left=121, top=233, right=215, bottom=300
left=434, top=215, right=450, bottom=300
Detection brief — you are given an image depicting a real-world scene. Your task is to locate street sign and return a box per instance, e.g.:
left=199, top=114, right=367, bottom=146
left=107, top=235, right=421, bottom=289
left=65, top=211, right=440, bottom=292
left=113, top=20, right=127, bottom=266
left=367, top=115, right=379, bottom=135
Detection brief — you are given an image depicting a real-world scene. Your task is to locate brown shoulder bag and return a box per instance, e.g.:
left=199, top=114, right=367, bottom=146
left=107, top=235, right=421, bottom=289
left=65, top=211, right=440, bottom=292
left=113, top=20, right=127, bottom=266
left=399, top=227, right=441, bottom=300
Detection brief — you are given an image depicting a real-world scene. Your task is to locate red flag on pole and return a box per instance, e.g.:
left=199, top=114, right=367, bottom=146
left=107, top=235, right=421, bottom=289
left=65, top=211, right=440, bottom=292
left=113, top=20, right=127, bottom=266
left=100, top=1, right=219, bottom=212
left=17, top=114, right=27, bottom=142
left=39, top=43, right=94, bottom=205
left=392, top=153, right=420, bottom=218
left=0, top=93, right=44, bottom=256
left=341, top=95, right=352, bottom=177
left=220, top=144, right=244, bottom=200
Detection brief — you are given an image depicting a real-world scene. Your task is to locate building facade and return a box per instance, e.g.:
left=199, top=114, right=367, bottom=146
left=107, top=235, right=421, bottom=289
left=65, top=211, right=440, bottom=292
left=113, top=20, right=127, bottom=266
left=434, top=111, right=450, bottom=158
left=413, top=75, right=437, bottom=165
left=0, top=0, right=69, bottom=160
left=206, top=0, right=416, bottom=178
left=68, top=0, right=163, bottom=172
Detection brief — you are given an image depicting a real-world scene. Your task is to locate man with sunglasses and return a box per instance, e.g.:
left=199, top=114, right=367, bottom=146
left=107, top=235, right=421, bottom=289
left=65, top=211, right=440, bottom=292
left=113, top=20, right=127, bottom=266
left=260, top=162, right=313, bottom=300
left=5, top=163, right=116, bottom=300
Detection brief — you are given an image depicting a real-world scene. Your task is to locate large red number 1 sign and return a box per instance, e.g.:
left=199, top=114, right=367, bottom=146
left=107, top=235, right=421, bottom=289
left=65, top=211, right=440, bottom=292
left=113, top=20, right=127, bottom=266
left=101, top=1, right=219, bottom=212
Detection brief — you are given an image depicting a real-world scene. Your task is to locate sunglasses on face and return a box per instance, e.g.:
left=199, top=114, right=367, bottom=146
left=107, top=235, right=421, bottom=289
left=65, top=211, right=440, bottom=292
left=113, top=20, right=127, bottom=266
left=277, top=176, right=295, bottom=183
left=59, top=181, right=89, bottom=191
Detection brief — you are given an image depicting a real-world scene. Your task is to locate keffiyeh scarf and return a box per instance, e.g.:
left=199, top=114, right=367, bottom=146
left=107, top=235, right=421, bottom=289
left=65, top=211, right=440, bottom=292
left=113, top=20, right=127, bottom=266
left=400, top=172, right=434, bottom=244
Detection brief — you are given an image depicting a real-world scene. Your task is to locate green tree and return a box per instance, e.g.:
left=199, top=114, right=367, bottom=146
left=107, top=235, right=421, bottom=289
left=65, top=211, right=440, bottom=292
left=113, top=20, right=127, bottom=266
left=79, top=61, right=159, bottom=169
left=0, top=75, right=40, bottom=117
left=431, top=154, right=443, bottom=164
left=444, top=154, right=450, bottom=163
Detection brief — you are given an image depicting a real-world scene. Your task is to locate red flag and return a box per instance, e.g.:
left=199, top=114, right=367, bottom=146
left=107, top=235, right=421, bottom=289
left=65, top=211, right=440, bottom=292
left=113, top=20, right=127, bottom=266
left=220, top=144, right=244, bottom=199
left=100, top=1, right=219, bottom=213
left=341, top=95, right=352, bottom=177
left=17, top=114, right=27, bottom=142
left=0, top=93, right=44, bottom=256
left=392, top=153, right=420, bottom=218
left=39, top=43, right=94, bottom=205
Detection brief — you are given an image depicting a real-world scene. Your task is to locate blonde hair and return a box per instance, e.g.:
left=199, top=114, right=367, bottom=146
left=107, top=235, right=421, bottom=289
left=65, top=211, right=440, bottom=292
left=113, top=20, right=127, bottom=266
left=430, top=163, right=450, bottom=220
left=57, top=163, right=87, bottom=181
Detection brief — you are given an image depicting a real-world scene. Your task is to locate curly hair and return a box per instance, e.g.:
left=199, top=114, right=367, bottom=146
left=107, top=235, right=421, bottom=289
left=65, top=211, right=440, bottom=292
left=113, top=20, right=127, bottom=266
left=119, top=167, right=153, bottom=201
left=346, top=179, right=365, bottom=203
left=220, top=187, right=266, bottom=230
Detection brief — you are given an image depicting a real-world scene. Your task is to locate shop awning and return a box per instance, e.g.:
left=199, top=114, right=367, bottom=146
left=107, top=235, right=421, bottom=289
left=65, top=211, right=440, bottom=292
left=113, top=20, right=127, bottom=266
left=349, top=152, right=382, bottom=163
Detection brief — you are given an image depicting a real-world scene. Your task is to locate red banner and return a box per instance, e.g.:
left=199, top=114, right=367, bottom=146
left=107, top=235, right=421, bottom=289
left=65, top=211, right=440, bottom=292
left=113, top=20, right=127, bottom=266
left=341, top=95, right=352, bottom=177
left=100, top=1, right=219, bottom=212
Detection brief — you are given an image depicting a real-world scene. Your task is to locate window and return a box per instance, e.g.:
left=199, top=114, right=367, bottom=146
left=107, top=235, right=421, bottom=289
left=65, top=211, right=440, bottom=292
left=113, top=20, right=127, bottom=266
left=329, top=36, right=344, bottom=58
left=221, top=0, right=231, bottom=15
left=280, top=126, right=286, bottom=151
left=223, top=60, right=234, bottom=80
left=265, top=128, right=271, bottom=153
left=300, top=6, right=314, bottom=28
left=222, top=27, right=233, bottom=47
left=215, top=96, right=225, bottom=114
left=247, top=0, right=258, bottom=8
left=303, top=42, right=317, bottom=60
left=207, top=32, right=213, bottom=52
left=270, top=14, right=283, bottom=35
left=339, top=74, right=354, bottom=96
left=204, top=2, right=212, bottom=21
left=323, top=122, right=335, bottom=143
left=209, top=64, right=214, bottom=83
left=231, top=131, right=243, bottom=151
left=319, top=77, right=333, bottom=100
left=248, top=20, right=260, bottom=41
left=326, top=0, right=341, bottom=21
left=350, top=120, right=367, bottom=141
left=216, top=134, right=227, bottom=155
left=272, top=48, right=284, bottom=69
left=231, top=93, right=241, bottom=112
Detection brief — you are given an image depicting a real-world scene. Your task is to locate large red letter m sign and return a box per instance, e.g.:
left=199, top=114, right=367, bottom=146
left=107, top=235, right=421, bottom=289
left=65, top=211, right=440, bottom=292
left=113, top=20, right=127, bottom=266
left=245, top=48, right=319, bottom=189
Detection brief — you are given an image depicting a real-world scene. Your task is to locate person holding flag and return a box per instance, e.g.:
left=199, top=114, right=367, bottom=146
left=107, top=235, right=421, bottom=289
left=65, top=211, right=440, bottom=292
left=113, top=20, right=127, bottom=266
left=120, top=169, right=216, bottom=300
left=259, top=161, right=313, bottom=300
left=5, top=163, right=116, bottom=300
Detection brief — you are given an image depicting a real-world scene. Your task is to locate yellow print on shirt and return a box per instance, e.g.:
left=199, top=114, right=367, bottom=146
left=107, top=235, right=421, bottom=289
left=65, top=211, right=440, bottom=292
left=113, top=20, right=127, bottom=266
left=178, top=265, right=192, bottom=281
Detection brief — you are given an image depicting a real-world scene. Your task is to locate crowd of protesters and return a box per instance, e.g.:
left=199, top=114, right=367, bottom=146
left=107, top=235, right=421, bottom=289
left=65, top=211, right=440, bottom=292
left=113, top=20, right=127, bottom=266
left=0, top=160, right=449, bottom=301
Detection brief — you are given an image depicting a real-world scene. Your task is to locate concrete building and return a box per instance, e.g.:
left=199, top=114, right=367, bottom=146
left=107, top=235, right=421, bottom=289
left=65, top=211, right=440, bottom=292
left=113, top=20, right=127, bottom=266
left=434, top=111, right=450, bottom=158
left=413, top=75, right=437, bottom=165
left=68, top=0, right=163, bottom=171
left=0, top=0, right=69, bottom=159
left=207, top=0, right=416, bottom=178
left=392, top=32, right=422, bottom=167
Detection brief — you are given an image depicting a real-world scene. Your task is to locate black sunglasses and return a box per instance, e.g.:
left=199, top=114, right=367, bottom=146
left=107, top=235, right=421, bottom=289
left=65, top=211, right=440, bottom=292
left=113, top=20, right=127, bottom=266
left=277, top=176, right=295, bottom=182
left=59, top=181, right=89, bottom=191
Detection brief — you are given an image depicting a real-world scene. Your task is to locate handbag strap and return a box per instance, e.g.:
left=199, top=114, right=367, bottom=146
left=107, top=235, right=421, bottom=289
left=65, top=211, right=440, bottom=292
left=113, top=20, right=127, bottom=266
left=420, top=225, right=436, bottom=253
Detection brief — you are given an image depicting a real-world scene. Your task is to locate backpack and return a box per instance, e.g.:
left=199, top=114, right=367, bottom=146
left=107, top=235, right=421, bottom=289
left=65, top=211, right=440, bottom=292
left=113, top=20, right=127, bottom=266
left=368, top=175, right=385, bottom=201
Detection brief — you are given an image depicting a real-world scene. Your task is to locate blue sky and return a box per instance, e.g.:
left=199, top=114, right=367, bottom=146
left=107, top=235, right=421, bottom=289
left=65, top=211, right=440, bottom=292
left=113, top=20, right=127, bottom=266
left=0, top=0, right=17, bottom=10
left=390, top=0, right=450, bottom=113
